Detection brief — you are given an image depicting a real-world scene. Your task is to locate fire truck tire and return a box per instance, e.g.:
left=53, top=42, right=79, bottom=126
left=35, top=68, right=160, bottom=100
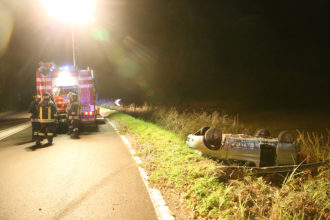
left=278, top=130, right=294, bottom=143
left=255, top=129, right=270, bottom=138
left=204, top=128, right=222, bottom=150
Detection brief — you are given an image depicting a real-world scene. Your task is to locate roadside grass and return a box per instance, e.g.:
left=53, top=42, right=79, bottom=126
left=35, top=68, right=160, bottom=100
left=109, top=104, right=329, bottom=163
left=108, top=110, right=330, bottom=219
left=99, top=106, right=112, bottom=117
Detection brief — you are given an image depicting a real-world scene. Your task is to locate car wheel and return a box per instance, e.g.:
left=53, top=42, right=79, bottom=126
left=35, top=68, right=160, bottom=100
left=204, top=128, right=222, bottom=150
left=278, top=130, right=294, bottom=143
left=194, top=126, right=210, bottom=135
left=255, top=129, right=270, bottom=138
left=200, top=126, right=210, bottom=135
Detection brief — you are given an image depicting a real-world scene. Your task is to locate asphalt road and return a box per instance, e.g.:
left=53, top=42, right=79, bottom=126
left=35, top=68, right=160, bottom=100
left=0, top=112, right=30, bottom=131
left=0, top=118, right=158, bottom=220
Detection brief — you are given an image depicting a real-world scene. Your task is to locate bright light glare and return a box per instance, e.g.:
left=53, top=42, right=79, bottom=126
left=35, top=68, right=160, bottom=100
left=54, top=71, right=78, bottom=86
left=41, top=0, right=95, bottom=23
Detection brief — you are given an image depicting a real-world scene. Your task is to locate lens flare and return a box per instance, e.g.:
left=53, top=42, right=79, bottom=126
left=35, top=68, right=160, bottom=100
left=0, top=3, right=13, bottom=57
left=91, top=28, right=110, bottom=41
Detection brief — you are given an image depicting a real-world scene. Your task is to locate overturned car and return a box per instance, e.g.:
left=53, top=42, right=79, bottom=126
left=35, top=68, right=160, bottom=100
left=187, top=127, right=303, bottom=168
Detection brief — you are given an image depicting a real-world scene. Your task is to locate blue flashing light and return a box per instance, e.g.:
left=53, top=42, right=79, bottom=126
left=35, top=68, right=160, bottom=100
left=59, top=65, right=75, bottom=71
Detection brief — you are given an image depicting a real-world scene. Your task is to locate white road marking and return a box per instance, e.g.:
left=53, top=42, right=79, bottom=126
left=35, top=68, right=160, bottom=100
left=106, top=118, right=175, bottom=220
left=134, top=156, right=143, bottom=164
left=0, top=121, right=31, bottom=141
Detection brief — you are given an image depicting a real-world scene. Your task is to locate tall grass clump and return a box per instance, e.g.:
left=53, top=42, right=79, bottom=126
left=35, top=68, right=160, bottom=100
left=110, top=103, right=245, bottom=139
left=296, top=130, right=330, bottom=163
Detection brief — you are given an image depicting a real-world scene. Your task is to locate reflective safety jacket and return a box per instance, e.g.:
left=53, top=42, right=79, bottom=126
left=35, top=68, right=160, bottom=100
left=28, top=100, right=40, bottom=121
left=67, top=101, right=80, bottom=120
left=39, top=100, right=57, bottom=123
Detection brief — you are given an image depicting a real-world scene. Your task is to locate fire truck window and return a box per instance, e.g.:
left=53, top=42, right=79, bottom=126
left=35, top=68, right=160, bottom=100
left=58, top=88, right=78, bottom=96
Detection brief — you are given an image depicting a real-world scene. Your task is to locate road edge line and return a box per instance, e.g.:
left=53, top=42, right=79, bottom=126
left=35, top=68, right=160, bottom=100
left=0, top=121, right=31, bottom=141
left=107, top=118, right=175, bottom=220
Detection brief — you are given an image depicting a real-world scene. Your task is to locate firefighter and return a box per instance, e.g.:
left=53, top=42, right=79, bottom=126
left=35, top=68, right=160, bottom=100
left=67, top=93, right=80, bottom=139
left=49, top=93, right=58, bottom=136
left=36, top=93, right=57, bottom=147
left=28, top=95, right=41, bottom=141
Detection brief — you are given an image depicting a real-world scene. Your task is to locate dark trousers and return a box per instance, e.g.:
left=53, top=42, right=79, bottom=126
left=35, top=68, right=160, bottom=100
left=70, top=119, right=79, bottom=138
left=32, top=121, right=40, bottom=140
left=37, top=122, right=55, bottom=143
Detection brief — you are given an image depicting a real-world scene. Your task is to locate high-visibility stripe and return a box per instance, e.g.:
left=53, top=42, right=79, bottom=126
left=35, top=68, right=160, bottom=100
left=40, top=107, right=43, bottom=120
left=33, top=132, right=38, bottom=135
left=36, top=78, right=52, bottom=82
left=79, top=76, right=92, bottom=80
left=36, top=82, right=52, bottom=85
left=47, top=133, right=54, bottom=136
left=37, top=86, right=52, bottom=90
left=36, top=77, right=52, bottom=81
left=40, top=119, right=55, bottom=123
left=38, top=133, right=45, bottom=136
left=78, top=81, right=92, bottom=84
left=36, top=72, right=52, bottom=96
left=69, top=115, right=79, bottom=119
left=36, top=81, right=52, bottom=84
left=79, top=84, right=93, bottom=88
left=78, top=70, right=91, bottom=75
left=36, top=83, right=52, bottom=87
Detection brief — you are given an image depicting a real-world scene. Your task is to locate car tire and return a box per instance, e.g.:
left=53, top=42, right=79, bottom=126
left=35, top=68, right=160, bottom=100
left=255, top=129, right=270, bottom=138
left=200, top=126, right=210, bottom=135
left=194, top=126, right=210, bottom=135
left=278, top=130, right=294, bottom=143
left=204, top=128, right=222, bottom=150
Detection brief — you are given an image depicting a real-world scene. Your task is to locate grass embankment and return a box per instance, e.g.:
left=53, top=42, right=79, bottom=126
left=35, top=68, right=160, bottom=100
left=99, top=106, right=112, bottom=118
left=108, top=109, right=329, bottom=219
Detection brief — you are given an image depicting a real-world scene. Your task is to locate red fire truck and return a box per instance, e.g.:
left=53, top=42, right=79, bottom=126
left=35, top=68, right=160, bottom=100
left=36, top=62, right=100, bottom=131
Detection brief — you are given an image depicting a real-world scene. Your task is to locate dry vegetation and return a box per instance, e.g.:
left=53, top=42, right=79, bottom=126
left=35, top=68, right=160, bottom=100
left=104, top=103, right=330, bottom=219
left=109, top=103, right=329, bottom=162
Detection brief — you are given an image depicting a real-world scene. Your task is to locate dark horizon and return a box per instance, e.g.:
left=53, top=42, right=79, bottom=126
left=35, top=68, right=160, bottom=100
left=0, top=0, right=329, bottom=113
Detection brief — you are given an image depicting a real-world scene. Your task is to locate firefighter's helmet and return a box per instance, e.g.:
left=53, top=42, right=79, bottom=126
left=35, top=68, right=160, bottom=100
left=33, top=95, right=41, bottom=100
left=43, top=93, right=50, bottom=100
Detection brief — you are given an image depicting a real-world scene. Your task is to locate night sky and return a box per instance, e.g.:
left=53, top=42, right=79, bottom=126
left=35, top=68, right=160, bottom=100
left=0, top=0, right=329, bottom=112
